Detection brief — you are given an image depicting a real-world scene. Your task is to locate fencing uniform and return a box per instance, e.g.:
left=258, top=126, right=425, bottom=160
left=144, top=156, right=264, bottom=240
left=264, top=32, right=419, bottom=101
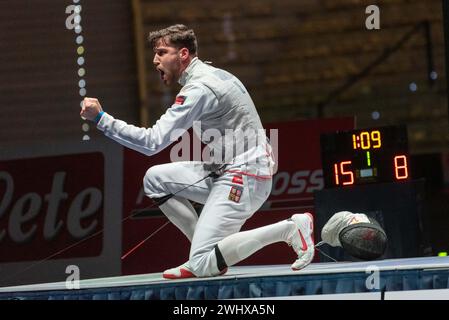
left=96, top=58, right=281, bottom=277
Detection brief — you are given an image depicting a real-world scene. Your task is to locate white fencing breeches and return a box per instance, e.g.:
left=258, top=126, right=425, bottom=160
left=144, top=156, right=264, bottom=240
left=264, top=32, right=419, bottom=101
left=143, top=161, right=272, bottom=277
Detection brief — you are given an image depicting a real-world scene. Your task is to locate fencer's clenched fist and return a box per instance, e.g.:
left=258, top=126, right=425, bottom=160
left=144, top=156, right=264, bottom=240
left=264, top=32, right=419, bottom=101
left=80, top=97, right=103, bottom=121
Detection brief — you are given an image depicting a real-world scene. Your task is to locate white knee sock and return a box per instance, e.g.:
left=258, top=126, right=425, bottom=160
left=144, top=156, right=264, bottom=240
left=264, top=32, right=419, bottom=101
left=217, top=219, right=295, bottom=267
left=159, top=196, right=198, bottom=242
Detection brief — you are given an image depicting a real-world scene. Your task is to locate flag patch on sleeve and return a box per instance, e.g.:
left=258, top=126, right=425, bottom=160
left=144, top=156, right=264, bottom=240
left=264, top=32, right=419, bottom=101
left=228, top=186, right=243, bottom=203
left=174, top=95, right=186, bottom=105
left=232, top=175, right=243, bottom=185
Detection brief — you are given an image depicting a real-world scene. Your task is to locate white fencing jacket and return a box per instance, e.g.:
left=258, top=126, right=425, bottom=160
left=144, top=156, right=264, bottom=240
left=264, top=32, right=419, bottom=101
left=97, top=57, right=274, bottom=176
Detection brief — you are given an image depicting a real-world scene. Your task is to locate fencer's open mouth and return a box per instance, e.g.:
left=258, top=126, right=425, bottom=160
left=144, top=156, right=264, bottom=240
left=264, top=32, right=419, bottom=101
left=158, top=68, right=165, bottom=80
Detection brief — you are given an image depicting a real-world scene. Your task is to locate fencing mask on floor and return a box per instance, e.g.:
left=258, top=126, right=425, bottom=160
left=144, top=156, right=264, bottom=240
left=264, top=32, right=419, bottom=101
left=322, top=211, right=387, bottom=260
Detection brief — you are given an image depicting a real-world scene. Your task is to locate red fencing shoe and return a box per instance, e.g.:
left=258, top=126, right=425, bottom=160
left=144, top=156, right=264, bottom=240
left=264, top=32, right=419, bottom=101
left=163, top=262, right=228, bottom=279
left=163, top=262, right=196, bottom=279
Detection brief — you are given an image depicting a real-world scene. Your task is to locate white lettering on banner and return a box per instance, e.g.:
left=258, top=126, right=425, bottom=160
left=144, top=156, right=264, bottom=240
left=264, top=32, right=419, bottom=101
left=271, top=172, right=289, bottom=196
left=308, top=170, right=324, bottom=193
left=0, top=171, right=102, bottom=243
left=9, top=193, right=41, bottom=243
left=271, top=170, right=324, bottom=196
left=68, top=188, right=102, bottom=239
left=44, top=172, right=67, bottom=240
left=288, top=171, right=309, bottom=194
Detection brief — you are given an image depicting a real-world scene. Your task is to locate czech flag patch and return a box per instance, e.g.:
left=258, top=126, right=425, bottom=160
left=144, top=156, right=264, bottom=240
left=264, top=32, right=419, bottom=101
left=228, top=186, right=243, bottom=203
left=174, top=95, right=186, bottom=105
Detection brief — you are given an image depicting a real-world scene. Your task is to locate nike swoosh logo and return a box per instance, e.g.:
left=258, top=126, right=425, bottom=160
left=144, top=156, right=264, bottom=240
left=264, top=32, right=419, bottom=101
left=298, top=229, right=308, bottom=251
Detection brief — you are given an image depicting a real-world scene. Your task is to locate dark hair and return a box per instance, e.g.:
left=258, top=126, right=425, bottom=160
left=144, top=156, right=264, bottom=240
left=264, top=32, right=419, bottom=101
left=148, top=24, right=198, bottom=55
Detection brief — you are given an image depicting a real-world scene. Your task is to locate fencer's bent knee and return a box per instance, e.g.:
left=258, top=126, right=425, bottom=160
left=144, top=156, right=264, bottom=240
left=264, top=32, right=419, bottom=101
left=143, top=165, right=171, bottom=196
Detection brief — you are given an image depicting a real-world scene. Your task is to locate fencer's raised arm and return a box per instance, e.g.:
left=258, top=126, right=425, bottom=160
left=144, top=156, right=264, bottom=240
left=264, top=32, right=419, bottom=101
left=92, top=85, right=216, bottom=156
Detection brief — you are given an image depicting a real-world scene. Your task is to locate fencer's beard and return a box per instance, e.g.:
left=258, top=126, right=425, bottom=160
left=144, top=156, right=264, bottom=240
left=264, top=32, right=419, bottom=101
left=168, top=60, right=183, bottom=86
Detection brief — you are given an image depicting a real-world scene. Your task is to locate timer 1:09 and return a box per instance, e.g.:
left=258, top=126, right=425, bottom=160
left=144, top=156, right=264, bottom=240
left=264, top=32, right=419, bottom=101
left=353, top=130, right=381, bottom=150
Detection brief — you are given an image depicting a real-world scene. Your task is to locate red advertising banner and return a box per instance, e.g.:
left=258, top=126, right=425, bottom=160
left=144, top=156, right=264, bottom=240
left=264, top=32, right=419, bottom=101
left=0, top=152, right=104, bottom=262
left=121, top=118, right=354, bottom=274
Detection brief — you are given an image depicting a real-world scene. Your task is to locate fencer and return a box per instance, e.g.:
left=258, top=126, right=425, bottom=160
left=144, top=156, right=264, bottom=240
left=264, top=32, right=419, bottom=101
left=80, top=24, right=315, bottom=279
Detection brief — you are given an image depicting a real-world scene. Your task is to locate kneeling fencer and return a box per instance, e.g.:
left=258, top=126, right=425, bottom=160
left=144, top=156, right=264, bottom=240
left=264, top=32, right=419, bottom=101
left=80, top=24, right=315, bottom=279
left=320, top=211, right=388, bottom=260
